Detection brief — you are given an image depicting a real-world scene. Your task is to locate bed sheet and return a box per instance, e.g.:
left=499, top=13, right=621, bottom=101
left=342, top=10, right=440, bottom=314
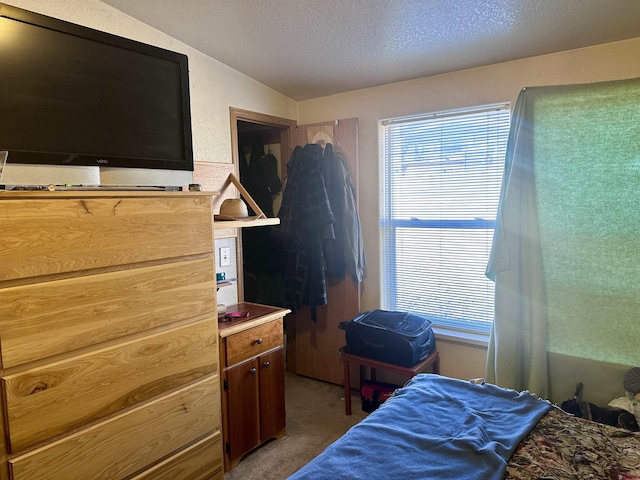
left=288, top=374, right=552, bottom=480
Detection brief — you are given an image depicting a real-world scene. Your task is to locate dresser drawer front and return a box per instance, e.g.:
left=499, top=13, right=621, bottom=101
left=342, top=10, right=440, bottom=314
left=3, top=319, right=219, bottom=452
left=0, top=196, right=213, bottom=282
left=225, top=319, right=283, bottom=367
left=8, top=375, right=220, bottom=480
left=0, top=257, right=215, bottom=368
left=129, top=432, right=223, bottom=480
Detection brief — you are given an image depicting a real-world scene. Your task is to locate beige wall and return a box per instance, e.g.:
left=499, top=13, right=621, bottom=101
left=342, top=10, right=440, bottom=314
left=297, top=38, right=640, bottom=389
left=297, top=37, right=640, bottom=314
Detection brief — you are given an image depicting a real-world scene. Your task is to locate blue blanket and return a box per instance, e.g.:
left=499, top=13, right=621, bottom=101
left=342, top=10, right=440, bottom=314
left=288, top=374, right=551, bottom=480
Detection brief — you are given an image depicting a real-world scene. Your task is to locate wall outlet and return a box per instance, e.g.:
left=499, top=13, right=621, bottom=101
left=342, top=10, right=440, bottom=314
left=219, top=246, right=231, bottom=267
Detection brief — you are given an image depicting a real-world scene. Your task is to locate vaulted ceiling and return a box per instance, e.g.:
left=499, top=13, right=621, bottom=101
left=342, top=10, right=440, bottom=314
left=101, top=0, right=640, bottom=101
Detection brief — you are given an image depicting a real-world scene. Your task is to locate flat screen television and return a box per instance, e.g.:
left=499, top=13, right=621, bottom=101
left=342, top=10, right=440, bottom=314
left=0, top=3, right=194, bottom=171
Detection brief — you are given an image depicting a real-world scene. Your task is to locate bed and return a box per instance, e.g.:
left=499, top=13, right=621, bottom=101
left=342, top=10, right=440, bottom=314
left=287, top=374, right=640, bottom=479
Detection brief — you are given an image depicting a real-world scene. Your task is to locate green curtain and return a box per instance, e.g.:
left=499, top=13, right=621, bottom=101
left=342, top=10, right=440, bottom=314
left=485, top=87, right=549, bottom=397
left=486, top=77, right=640, bottom=397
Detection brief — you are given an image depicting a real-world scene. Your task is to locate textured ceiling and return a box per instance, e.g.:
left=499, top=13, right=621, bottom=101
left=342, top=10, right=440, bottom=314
left=100, top=0, right=640, bottom=101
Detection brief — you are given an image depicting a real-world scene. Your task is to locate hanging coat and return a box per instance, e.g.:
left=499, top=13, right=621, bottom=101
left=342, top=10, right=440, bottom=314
left=322, top=143, right=366, bottom=283
left=336, top=149, right=366, bottom=283
left=321, top=143, right=346, bottom=278
left=275, top=144, right=335, bottom=320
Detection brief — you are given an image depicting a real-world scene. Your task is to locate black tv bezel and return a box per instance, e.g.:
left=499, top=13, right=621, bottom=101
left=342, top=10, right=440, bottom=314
left=0, top=3, right=194, bottom=171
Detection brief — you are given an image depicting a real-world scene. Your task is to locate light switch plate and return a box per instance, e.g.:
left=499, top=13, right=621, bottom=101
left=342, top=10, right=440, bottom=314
left=219, top=246, right=231, bottom=267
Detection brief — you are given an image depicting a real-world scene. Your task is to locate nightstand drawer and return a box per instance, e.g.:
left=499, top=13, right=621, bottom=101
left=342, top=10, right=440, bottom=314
left=225, top=319, right=283, bottom=367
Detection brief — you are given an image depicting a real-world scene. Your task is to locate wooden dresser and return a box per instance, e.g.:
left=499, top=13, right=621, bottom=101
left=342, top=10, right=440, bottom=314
left=218, top=302, right=290, bottom=471
left=0, top=191, right=223, bottom=480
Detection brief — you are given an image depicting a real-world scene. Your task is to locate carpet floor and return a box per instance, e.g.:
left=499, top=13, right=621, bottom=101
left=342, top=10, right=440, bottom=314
left=224, top=372, right=367, bottom=480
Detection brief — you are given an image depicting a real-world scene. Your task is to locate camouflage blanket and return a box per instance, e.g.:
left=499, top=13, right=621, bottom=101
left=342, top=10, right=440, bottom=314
left=506, top=407, right=640, bottom=480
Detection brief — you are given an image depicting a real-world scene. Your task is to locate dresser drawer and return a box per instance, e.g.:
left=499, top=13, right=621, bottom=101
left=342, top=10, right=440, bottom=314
left=225, top=319, right=283, bottom=367
left=0, top=257, right=215, bottom=368
left=129, top=432, right=223, bottom=480
left=8, top=375, right=220, bottom=480
left=3, top=319, right=219, bottom=452
left=0, top=196, right=213, bottom=282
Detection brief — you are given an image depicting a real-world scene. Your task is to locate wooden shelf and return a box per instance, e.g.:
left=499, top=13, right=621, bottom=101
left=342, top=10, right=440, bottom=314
left=214, top=217, right=279, bottom=229
left=212, top=173, right=281, bottom=230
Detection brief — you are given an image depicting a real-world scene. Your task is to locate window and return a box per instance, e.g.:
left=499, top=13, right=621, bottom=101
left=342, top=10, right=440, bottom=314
left=380, top=104, right=510, bottom=334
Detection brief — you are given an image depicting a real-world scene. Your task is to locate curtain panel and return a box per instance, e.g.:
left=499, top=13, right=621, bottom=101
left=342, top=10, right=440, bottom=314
left=485, top=88, right=549, bottom=397
left=485, top=77, right=640, bottom=398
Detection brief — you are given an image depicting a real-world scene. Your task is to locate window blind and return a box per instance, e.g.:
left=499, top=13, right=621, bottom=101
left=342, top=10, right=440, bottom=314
left=381, top=104, right=510, bottom=333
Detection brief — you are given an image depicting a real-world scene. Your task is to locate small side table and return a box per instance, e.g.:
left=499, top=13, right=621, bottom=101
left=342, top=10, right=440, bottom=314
left=340, top=349, right=440, bottom=415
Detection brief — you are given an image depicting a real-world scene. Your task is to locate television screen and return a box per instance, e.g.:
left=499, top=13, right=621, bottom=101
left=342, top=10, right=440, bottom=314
left=0, top=3, right=194, bottom=171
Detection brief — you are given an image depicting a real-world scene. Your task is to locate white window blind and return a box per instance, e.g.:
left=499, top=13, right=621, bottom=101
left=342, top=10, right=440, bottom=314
left=380, top=104, right=510, bottom=334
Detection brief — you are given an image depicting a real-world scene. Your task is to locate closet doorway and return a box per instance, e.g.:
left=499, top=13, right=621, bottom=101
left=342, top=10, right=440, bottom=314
left=230, top=108, right=295, bottom=306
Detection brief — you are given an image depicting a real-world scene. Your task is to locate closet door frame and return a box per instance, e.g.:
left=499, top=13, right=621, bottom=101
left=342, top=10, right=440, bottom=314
left=229, top=107, right=296, bottom=303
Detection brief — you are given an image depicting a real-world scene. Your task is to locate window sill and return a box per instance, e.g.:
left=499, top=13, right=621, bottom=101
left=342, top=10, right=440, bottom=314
left=432, top=326, right=489, bottom=348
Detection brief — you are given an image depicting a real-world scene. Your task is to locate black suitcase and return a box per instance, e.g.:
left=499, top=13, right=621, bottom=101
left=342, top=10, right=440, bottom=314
left=340, top=309, right=435, bottom=367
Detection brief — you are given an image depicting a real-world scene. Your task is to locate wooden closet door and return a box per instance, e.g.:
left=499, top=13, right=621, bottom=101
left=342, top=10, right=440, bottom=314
left=289, top=118, right=361, bottom=385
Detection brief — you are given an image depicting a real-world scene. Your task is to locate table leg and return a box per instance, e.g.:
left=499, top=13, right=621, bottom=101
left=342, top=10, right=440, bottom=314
left=344, top=356, right=352, bottom=415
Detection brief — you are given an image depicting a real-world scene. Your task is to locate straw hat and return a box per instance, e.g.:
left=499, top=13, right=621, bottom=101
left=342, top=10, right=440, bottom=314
left=215, top=198, right=249, bottom=221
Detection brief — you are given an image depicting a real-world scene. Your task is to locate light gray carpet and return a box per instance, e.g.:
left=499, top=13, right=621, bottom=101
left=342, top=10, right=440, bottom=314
left=224, top=372, right=367, bottom=480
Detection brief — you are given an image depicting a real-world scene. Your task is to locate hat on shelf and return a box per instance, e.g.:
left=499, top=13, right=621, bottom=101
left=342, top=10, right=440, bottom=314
left=215, top=198, right=250, bottom=221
